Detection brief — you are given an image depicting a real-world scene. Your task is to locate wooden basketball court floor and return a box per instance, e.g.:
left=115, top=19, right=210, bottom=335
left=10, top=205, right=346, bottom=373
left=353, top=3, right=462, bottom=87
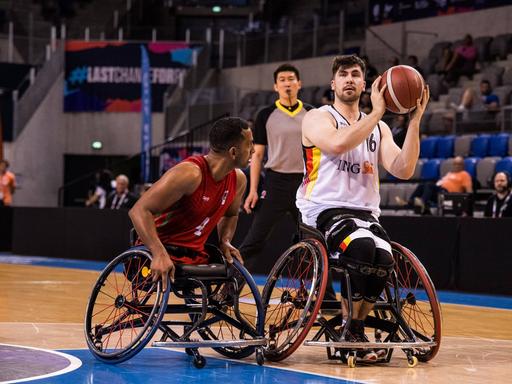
left=1, top=255, right=512, bottom=383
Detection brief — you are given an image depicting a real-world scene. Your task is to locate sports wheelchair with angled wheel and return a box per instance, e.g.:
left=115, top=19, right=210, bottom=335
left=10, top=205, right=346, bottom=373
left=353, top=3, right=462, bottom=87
left=85, top=244, right=266, bottom=368
left=262, top=223, right=442, bottom=368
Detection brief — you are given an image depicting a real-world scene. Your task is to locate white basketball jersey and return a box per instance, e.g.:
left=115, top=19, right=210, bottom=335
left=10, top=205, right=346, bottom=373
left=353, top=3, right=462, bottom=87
left=296, top=105, right=381, bottom=226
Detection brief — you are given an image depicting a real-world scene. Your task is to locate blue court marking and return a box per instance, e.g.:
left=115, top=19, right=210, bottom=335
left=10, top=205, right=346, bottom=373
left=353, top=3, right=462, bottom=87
left=2, top=253, right=512, bottom=311
left=25, top=348, right=355, bottom=384
left=250, top=276, right=512, bottom=311
left=0, top=253, right=107, bottom=271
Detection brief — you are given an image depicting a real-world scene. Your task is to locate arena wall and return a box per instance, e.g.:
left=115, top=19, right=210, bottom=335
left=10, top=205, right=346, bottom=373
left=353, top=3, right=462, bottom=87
left=8, top=73, right=164, bottom=207
left=4, top=207, right=512, bottom=295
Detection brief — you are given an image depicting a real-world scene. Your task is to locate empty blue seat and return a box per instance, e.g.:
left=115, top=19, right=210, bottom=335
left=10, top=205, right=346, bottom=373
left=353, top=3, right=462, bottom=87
left=470, top=135, right=491, bottom=157
left=488, top=134, right=510, bottom=157
left=495, top=157, right=512, bottom=175
left=464, top=157, right=479, bottom=179
left=420, top=137, right=439, bottom=159
left=420, top=159, right=442, bottom=180
left=436, top=136, right=455, bottom=158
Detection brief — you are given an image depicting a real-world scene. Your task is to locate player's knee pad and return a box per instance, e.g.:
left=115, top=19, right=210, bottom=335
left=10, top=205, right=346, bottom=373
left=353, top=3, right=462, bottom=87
left=342, top=237, right=376, bottom=266
left=338, top=238, right=376, bottom=301
left=364, top=249, right=395, bottom=303
left=374, top=248, right=395, bottom=274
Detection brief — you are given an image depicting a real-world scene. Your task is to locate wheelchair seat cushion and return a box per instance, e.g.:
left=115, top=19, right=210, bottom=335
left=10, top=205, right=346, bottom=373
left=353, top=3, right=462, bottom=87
left=174, top=263, right=229, bottom=279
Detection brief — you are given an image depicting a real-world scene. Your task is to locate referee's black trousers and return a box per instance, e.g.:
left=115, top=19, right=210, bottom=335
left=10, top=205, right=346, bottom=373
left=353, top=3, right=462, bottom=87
left=239, top=169, right=302, bottom=262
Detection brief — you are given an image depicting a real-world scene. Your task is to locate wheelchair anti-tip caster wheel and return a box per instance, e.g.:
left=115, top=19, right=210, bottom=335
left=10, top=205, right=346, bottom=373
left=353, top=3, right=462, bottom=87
left=347, top=355, right=356, bottom=368
left=193, top=355, right=206, bottom=369
left=256, top=348, right=265, bottom=366
left=407, top=355, right=418, bottom=368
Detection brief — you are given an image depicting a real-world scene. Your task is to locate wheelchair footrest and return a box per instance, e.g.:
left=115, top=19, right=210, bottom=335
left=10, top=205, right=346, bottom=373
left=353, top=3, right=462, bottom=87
left=303, top=340, right=436, bottom=349
left=153, top=338, right=268, bottom=349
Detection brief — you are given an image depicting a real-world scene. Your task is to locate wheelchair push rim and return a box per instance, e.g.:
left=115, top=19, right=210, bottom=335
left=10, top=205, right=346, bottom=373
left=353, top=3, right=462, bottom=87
left=390, top=241, right=442, bottom=362
left=262, top=238, right=328, bottom=361
left=84, top=248, right=170, bottom=363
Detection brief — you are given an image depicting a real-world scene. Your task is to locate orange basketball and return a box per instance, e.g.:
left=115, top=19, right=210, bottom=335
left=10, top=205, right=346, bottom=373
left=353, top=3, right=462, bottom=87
left=378, top=65, right=424, bottom=114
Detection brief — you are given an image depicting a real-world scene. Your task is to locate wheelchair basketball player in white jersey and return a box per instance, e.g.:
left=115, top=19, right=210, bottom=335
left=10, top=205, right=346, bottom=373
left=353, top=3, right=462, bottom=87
left=296, top=55, right=429, bottom=362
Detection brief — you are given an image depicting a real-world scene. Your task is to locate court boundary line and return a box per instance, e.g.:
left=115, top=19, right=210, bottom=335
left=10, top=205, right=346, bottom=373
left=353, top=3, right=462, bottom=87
left=0, top=343, right=82, bottom=384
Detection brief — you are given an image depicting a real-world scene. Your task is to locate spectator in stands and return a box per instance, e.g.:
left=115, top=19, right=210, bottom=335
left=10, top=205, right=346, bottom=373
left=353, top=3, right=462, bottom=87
left=407, top=55, right=423, bottom=76
left=0, top=159, right=16, bottom=207
left=240, top=63, right=314, bottom=270
left=444, top=79, right=499, bottom=130
left=451, top=79, right=500, bottom=113
left=359, top=91, right=372, bottom=114
left=390, top=114, right=408, bottom=148
left=484, top=172, right=512, bottom=218
left=397, top=156, right=472, bottom=214
left=106, top=174, right=138, bottom=210
left=361, top=55, right=379, bottom=85
left=85, top=169, right=112, bottom=209
left=442, top=34, right=477, bottom=85
left=321, top=88, right=334, bottom=105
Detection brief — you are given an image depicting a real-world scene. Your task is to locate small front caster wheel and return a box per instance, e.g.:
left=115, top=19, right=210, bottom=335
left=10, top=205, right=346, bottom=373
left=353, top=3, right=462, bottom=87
left=193, top=356, right=206, bottom=369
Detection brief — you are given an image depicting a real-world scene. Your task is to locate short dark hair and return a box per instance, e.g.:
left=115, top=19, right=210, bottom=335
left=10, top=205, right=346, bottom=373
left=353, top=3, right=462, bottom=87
left=273, top=63, right=300, bottom=83
left=209, top=117, right=249, bottom=153
left=332, top=55, right=366, bottom=78
left=481, top=79, right=491, bottom=87
left=0, top=159, right=9, bottom=167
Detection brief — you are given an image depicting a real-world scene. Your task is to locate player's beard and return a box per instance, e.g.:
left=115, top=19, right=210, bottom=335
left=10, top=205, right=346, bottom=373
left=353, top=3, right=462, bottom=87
left=335, top=88, right=361, bottom=104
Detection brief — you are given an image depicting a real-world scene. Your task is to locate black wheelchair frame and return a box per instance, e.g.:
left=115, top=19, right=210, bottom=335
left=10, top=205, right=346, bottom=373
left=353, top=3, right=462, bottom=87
left=84, top=244, right=266, bottom=368
left=262, top=223, right=442, bottom=368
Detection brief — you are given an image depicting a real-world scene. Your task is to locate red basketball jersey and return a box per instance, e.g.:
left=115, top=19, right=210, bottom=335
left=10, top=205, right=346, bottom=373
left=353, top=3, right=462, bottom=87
left=152, top=155, right=237, bottom=264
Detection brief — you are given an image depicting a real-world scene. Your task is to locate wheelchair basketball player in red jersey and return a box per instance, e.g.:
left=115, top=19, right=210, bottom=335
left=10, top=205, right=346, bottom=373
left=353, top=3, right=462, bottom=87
left=129, top=117, right=254, bottom=289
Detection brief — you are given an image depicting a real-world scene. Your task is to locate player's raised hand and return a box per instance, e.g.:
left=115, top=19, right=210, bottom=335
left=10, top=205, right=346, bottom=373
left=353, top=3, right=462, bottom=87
left=371, top=76, right=387, bottom=116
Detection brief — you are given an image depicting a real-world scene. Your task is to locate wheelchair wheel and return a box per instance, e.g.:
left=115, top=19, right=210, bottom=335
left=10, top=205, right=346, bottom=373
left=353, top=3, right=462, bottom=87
left=84, top=247, right=170, bottom=363
left=196, top=259, right=265, bottom=359
left=262, top=238, right=328, bottom=361
left=390, top=242, right=442, bottom=362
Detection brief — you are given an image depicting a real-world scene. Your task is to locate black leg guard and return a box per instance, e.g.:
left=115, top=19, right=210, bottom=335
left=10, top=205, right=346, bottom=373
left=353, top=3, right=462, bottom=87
left=339, top=238, right=376, bottom=302
left=364, top=248, right=395, bottom=302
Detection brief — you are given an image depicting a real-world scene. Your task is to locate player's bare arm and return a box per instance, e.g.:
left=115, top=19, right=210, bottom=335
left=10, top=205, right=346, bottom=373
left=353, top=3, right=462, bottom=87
left=379, top=86, right=429, bottom=179
left=244, top=144, right=265, bottom=213
left=303, top=77, right=387, bottom=154
left=129, top=162, right=202, bottom=288
left=218, top=169, right=247, bottom=264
